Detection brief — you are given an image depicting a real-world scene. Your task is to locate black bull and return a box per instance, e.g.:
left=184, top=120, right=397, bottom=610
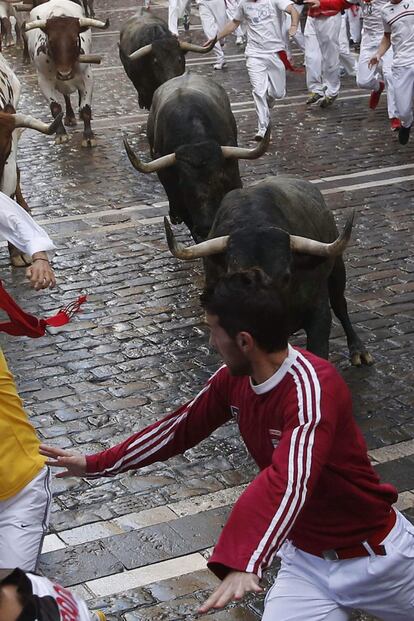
left=119, top=12, right=216, bottom=110
left=123, top=73, right=270, bottom=242
left=165, top=176, right=373, bottom=367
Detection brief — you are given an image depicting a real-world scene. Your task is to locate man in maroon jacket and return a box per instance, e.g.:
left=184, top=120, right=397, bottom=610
left=40, top=270, right=414, bottom=620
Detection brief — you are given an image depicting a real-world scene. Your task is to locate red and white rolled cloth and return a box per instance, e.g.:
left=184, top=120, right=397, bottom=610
left=0, top=280, right=87, bottom=338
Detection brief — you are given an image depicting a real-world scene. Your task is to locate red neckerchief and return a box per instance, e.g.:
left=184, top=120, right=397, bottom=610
left=0, top=280, right=87, bottom=338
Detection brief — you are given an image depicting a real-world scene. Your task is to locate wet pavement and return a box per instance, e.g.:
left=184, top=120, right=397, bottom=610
left=1, top=0, right=414, bottom=619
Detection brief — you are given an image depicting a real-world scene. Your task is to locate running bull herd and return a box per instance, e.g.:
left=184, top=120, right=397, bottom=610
left=1, top=0, right=372, bottom=366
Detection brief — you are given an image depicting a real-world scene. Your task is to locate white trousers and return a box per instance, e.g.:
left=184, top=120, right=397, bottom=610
left=198, top=0, right=227, bottom=63
left=346, top=5, right=361, bottom=43
left=168, top=0, right=189, bottom=35
left=246, top=53, right=286, bottom=132
left=356, top=34, right=397, bottom=119
left=262, top=511, right=414, bottom=621
left=0, top=467, right=52, bottom=572
left=393, top=64, right=414, bottom=128
left=339, top=15, right=357, bottom=77
left=304, top=14, right=341, bottom=97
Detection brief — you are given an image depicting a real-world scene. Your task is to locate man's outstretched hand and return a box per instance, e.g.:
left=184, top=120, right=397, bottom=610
left=39, top=444, right=87, bottom=478
left=198, top=571, right=263, bottom=614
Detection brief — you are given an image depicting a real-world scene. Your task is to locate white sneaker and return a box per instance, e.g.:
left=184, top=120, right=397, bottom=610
left=213, top=62, right=226, bottom=70
left=236, top=36, right=244, bottom=45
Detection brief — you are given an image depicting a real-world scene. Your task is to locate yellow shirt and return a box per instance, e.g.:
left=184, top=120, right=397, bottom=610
left=0, top=349, right=45, bottom=501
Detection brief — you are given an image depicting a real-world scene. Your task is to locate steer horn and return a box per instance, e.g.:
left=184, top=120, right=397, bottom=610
left=14, top=111, right=64, bottom=135
left=221, top=125, right=271, bottom=160
left=24, top=19, right=47, bottom=31
left=179, top=36, right=217, bottom=54
left=165, top=217, right=229, bottom=260
left=289, top=211, right=355, bottom=257
left=164, top=210, right=355, bottom=261
left=78, top=17, right=110, bottom=29
left=78, top=54, right=102, bottom=64
left=129, top=43, right=153, bottom=61
left=123, top=136, right=176, bottom=173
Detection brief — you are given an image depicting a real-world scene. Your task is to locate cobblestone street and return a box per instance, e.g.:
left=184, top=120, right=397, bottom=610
left=1, top=0, right=413, bottom=619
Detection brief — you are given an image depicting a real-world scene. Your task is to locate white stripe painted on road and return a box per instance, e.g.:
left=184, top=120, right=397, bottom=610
left=310, top=163, right=414, bottom=184
left=368, top=438, right=414, bottom=464
left=43, top=485, right=247, bottom=551
left=85, top=553, right=208, bottom=597
left=321, top=174, right=414, bottom=195
left=31, top=162, right=414, bottom=228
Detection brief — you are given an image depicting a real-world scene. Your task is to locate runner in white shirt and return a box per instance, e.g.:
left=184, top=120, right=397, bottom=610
left=357, top=0, right=399, bottom=130
left=369, top=0, right=414, bottom=144
left=211, top=0, right=299, bottom=139
left=305, top=0, right=399, bottom=128
left=197, top=0, right=229, bottom=69
left=0, top=191, right=55, bottom=290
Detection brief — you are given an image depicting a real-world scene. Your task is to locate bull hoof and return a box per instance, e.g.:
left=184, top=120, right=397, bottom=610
left=82, top=137, right=97, bottom=148
left=64, top=116, right=77, bottom=127
left=55, top=133, right=69, bottom=145
left=350, top=350, right=374, bottom=367
left=10, top=253, right=32, bottom=268
left=4, top=38, right=14, bottom=48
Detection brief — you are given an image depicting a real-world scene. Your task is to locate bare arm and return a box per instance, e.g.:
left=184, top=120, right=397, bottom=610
left=285, top=3, right=300, bottom=35
left=213, top=19, right=241, bottom=42
left=368, top=32, right=391, bottom=67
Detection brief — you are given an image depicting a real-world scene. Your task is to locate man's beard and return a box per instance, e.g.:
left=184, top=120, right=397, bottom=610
left=227, top=357, right=252, bottom=377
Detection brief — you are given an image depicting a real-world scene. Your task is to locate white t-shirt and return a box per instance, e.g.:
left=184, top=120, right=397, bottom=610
left=0, top=191, right=55, bottom=256
left=361, top=0, right=389, bottom=39
left=382, top=0, right=414, bottom=66
left=234, top=0, right=292, bottom=55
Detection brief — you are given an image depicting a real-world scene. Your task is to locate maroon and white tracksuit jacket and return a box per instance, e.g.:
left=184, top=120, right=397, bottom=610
left=86, top=346, right=397, bottom=579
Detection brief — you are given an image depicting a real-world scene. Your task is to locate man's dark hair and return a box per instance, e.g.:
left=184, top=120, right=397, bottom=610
left=200, top=268, right=289, bottom=353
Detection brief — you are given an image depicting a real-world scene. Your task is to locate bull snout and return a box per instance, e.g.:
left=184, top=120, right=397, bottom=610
left=57, top=70, right=74, bottom=81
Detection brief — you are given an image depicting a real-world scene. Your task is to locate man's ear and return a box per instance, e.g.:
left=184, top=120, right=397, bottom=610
left=236, top=331, right=253, bottom=352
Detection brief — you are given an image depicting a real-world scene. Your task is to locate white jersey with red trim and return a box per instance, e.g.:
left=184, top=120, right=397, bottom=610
left=86, top=346, right=397, bottom=579
left=382, top=0, right=414, bottom=66
left=0, top=569, right=92, bottom=621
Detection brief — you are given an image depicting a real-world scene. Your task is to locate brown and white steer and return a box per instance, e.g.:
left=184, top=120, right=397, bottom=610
left=25, top=0, right=109, bottom=147
left=0, top=52, right=61, bottom=265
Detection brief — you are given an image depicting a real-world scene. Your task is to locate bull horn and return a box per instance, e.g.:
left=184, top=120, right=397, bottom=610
left=290, top=211, right=355, bottom=257
left=129, top=43, right=152, bottom=61
left=24, top=19, right=46, bottom=31
left=179, top=35, right=217, bottom=54
left=78, top=54, right=102, bottom=64
left=123, top=136, right=176, bottom=173
left=13, top=111, right=64, bottom=134
left=78, top=17, right=109, bottom=29
left=221, top=125, right=271, bottom=160
left=164, top=217, right=229, bottom=260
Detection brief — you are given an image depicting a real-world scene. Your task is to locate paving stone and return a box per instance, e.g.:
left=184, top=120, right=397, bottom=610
left=39, top=540, right=124, bottom=586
